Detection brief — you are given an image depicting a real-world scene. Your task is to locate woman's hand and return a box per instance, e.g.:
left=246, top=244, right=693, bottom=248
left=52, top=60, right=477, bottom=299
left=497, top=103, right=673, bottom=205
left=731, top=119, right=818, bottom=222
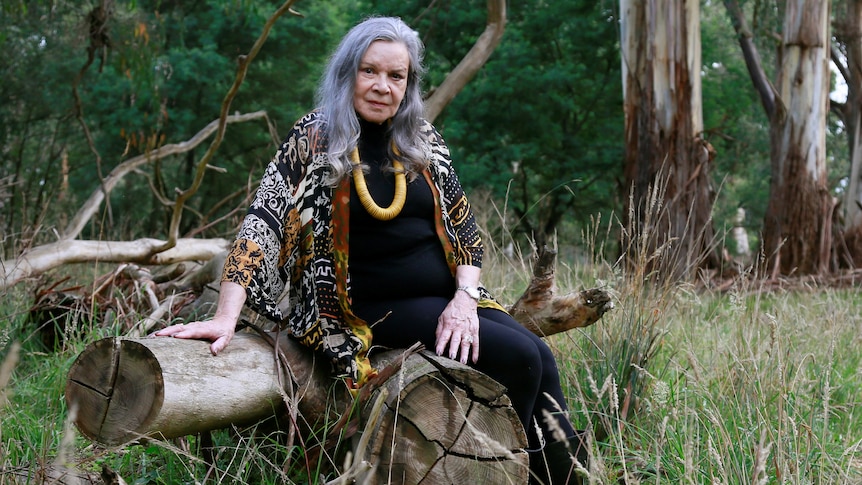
left=155, top=315, right=237, bottom=355
left=154, top=281, right=246, bottom=356
left=436, top=290, right=480, bottom=364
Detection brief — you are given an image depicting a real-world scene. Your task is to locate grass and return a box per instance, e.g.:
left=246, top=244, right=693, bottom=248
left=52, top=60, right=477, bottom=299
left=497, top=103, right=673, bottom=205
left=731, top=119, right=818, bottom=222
left=542, top=281, right=862, bottom=484
left=2, top=227, right=862, bottom=483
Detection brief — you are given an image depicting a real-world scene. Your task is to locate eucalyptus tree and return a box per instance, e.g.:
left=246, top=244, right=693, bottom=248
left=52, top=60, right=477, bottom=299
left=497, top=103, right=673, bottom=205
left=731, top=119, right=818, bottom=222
left=725, top=0, right=834, bottom=275
left=831, top=0, right=862, bottom=267
left=619, top=0, right=721, bottom=281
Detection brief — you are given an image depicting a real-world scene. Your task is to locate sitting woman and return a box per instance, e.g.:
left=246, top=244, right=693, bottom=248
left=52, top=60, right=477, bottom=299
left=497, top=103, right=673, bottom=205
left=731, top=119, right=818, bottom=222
left=157, top=16, right=586, bottom=484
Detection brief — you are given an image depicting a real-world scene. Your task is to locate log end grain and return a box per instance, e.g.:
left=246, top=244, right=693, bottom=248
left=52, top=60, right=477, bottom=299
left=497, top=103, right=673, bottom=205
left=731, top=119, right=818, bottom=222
left=65, top=338, right=164, bottom=446
left=363, top=351, right=529, bottom=484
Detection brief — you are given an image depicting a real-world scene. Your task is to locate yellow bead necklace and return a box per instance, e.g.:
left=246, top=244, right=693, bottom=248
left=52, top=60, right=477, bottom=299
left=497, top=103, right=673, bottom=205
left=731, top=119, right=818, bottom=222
left=350, top=146, right=406, bottom=221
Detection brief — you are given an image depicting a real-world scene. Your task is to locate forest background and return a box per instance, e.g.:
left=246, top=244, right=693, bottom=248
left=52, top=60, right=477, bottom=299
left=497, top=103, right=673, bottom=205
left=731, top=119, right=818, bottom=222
left=2, top=0, right=862, bottom=484
left=0, top=0, right=815, bottom=269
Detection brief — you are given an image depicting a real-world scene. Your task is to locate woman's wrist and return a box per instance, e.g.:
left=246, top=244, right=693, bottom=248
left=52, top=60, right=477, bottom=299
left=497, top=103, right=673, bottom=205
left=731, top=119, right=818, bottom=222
left=456, top=285, right=480, bottom=301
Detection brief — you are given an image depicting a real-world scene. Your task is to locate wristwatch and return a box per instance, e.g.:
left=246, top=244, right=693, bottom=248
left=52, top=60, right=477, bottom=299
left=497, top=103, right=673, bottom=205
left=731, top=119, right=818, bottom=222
left=457, top=285, right=481, bottom=301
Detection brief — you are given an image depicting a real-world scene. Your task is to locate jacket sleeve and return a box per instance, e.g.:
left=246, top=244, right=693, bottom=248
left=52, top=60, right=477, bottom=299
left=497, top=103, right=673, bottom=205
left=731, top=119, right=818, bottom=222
left=220, top=115, right=313, bottom=322
left=424, top=123, right=484, bottom=268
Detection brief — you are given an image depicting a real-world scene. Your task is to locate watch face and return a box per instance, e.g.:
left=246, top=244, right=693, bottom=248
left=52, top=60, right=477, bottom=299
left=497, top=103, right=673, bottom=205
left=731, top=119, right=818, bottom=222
left=460, top=286, right=479, bottom=300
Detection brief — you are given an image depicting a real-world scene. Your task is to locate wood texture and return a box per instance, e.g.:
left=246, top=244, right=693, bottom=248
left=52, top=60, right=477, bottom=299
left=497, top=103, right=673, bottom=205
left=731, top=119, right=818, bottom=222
left=361, top=351, right=527, bottom=484
left=65, top=334, right=286, bottom=445
left=508, top=247, right=612, bottom=336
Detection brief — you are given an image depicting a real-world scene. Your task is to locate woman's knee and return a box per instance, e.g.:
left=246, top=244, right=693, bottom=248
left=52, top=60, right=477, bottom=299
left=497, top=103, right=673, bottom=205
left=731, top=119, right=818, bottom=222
left=478, top=334, right=544, bottom=379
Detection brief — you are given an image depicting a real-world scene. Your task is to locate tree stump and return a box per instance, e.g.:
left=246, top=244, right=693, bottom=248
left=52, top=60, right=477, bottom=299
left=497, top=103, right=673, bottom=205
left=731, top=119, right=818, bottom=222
left=65, top=333, right=528, bottom=484
left=360, top=350, right=527, bottom=484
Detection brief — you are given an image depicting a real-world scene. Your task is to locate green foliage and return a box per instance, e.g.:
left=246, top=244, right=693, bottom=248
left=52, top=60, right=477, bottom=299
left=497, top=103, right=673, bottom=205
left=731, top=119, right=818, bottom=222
left=0, top=0, right=358, bottom=252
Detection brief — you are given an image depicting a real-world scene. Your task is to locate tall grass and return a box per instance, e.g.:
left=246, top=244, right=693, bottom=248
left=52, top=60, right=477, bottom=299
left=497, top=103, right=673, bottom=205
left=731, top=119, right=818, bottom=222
left=2, top=191, right=862, bottom=483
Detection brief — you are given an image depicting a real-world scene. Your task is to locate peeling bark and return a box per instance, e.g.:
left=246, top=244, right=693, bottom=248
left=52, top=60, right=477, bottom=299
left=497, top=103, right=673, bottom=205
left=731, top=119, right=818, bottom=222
left=620, top=0, right=720, bottom=281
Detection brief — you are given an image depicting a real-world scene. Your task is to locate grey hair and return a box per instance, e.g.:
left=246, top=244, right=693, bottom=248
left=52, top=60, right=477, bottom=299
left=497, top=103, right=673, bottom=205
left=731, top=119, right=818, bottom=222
left=315, top=16, right=429, bottom=184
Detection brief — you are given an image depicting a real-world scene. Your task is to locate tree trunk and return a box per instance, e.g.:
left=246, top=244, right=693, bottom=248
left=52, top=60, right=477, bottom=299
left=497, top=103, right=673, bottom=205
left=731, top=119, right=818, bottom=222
left=620, top=0, right=720, bottom=281
left=359, top=349, right=527, bottom=484
left=832, top=0, right=862, bottom=267
left=726, top=0, right=833, bottom=275
left=761, top=0, right=832, bottom=275
left=838, top=1, right=862, bottom=230
left=65, top=333, right=529, bottom=484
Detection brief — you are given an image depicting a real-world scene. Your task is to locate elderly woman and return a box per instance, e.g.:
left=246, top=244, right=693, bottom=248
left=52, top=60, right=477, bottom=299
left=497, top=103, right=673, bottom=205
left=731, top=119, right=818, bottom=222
left=157, top=16, right=584, bottom=484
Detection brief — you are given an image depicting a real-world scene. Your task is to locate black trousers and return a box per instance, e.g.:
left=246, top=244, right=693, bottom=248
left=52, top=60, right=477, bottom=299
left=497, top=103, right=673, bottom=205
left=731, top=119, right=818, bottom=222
left=354, top=296, right=576, bottom=448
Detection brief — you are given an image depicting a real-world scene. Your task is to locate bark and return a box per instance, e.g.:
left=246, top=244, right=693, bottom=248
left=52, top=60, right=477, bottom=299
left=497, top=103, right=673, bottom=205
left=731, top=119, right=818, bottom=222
left=620, top=0, right=720, bottom=281
left=835, top=2, right=862, bottom=228
left=762, top=0, right=832, bottom=275
left=424, top=0, right=506, bottom=122
left=725, top=0, right=833, bottom=275
left=832, top=0, right=862, bottom=267
left=65, top=334, right=529, bottom=484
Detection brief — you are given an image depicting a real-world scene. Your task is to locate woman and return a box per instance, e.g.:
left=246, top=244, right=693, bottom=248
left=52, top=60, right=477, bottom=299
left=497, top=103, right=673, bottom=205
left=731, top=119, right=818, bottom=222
left=157, top=16, right=584, bottom=484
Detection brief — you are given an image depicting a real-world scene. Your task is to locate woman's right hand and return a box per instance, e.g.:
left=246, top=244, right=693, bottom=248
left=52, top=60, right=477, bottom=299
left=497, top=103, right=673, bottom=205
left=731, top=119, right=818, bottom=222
left=155, top=315, right=237, bottom=356
left=154, top=280, right=247, bottom=356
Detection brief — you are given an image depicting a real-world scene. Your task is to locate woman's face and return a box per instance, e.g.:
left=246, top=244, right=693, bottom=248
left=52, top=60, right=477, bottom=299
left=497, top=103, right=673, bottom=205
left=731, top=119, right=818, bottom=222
left=353, top=40, right=409, bottom=124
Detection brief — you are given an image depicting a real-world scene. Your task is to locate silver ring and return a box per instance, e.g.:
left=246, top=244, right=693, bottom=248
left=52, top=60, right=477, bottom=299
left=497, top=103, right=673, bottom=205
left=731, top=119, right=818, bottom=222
left=464, top=335, right=474, bottom=344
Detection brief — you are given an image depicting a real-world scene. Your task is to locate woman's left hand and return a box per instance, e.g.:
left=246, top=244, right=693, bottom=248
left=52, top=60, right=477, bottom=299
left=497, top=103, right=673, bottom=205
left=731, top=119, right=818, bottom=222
left=436, top=291, right=480, bottom=364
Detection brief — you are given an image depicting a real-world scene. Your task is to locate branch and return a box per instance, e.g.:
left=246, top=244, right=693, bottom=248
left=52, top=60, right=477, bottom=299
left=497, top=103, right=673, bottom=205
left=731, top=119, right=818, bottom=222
left=0, top=238, right=229, bottom=291
left=723, top=0, right=778, bottom=118
left=158, top=1, right=301, bottom=253
left=424, top=0, right=506, bottom=122
left=62, top=111, right=269, bottom=241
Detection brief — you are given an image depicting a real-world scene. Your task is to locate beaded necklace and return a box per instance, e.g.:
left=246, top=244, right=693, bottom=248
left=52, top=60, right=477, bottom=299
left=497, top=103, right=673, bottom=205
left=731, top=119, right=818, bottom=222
left=350, top=146, right=406, bottom=221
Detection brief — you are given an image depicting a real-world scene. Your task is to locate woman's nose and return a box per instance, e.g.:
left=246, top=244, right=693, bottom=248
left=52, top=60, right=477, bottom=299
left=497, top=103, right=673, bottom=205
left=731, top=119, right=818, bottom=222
left=374, top=76, right=390, bottom=93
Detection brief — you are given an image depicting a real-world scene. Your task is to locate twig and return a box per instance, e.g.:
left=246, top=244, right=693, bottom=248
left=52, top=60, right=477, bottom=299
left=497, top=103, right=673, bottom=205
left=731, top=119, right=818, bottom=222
left=128, top=293, right=175, bottom=338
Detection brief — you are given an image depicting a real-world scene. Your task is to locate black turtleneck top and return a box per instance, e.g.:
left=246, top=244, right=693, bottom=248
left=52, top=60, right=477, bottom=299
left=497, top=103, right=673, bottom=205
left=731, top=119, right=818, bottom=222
left=348, top=119, right=455, bottom=302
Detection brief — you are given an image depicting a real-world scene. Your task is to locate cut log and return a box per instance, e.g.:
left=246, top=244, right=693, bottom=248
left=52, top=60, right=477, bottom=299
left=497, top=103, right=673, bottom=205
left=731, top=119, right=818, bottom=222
left=65, top=334, right=288, bottom=445
left=65, top=333, right=528, bottom=484
left=360, top=350, right=527, bottom=484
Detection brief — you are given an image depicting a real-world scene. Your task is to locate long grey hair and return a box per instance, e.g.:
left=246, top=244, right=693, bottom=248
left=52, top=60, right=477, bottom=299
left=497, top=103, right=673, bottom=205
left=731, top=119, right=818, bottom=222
left=316, top=16, right=429, bottom=184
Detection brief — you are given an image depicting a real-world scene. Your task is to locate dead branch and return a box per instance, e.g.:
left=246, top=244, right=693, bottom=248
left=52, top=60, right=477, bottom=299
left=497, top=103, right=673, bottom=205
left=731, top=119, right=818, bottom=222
left=158, top=1, right=301, bottom=253
left=62, top=111, right=269, bottom=241
left=1, top=237, right=229, bottom=291
left=508, top=247, right=613, bottom=337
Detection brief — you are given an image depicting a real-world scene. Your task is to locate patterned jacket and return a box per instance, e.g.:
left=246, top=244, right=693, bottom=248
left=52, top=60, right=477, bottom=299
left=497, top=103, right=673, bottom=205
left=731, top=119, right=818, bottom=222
left=221, top=111, right=503, bottom=388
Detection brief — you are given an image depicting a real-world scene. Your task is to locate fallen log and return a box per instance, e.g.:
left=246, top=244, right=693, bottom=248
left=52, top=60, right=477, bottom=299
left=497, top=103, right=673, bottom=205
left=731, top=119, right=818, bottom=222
left=65, top=333, right=528, bottom=484
left=59, top=247, right=610, bottom=482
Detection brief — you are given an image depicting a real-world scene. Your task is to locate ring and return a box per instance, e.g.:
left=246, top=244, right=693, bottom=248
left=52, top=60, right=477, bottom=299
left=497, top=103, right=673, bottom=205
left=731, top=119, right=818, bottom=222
left=464, top=335, right=474, bottom=344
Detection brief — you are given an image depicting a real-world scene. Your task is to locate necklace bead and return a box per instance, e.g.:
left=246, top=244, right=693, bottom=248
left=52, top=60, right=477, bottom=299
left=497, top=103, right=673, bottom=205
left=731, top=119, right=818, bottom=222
left=350, top=146, right=406, bottom=221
